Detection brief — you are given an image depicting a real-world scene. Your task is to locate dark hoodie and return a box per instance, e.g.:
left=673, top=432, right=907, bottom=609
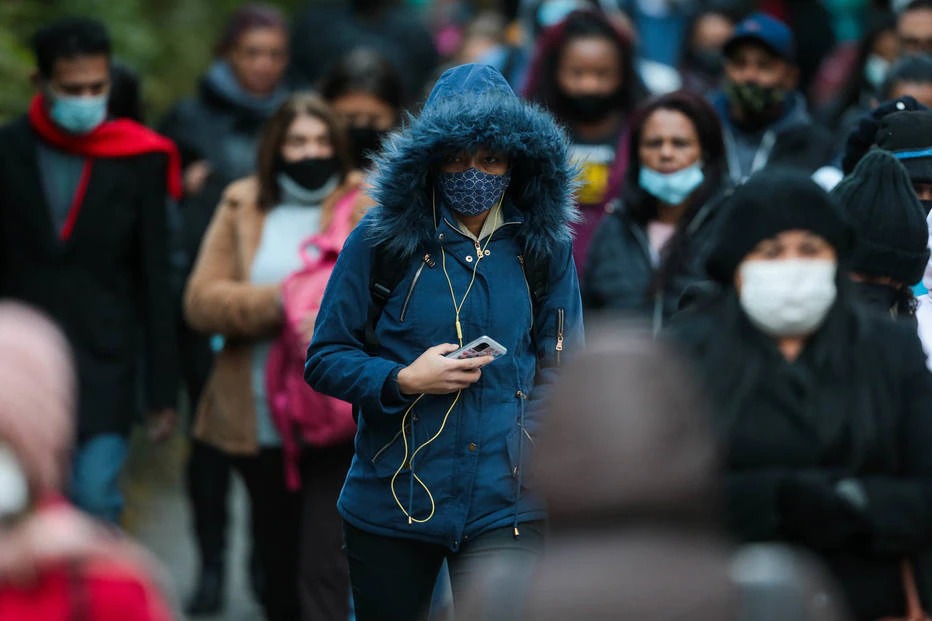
left=306, top=64, right=584, bottom=549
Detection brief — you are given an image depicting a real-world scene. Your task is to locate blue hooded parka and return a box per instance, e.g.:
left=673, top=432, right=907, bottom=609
left=305, top=64, right=583, bottom=550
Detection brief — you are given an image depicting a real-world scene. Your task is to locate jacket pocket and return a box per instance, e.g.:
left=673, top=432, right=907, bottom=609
left=368, top=416, right=414, bottom=477
left=371, top=427, right=405, bottom=465
left=505, top=424, right=536, bottom=501
left=400, top=253, right=435, bottom=322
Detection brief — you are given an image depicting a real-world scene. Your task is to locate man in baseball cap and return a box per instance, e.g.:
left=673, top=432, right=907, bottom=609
left=712, top=13, right=837, bottom=186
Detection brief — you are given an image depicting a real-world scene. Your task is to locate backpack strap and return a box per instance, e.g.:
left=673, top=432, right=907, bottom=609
left=519, top=251, right=551, bottom=312
left=364, top=244, right=407, bottom=353
left=362, top=246, right=549, bottom=374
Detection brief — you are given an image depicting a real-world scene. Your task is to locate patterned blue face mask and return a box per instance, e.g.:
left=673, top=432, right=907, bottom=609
left=436, top=167, right=511, bottom=216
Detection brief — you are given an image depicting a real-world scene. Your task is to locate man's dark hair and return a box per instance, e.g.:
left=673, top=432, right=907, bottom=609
left=32, top=17, right=111, bottom=79
left=903, top=0, right=932, bottom=13
left=319, top=49, right=405, bottom=111
left=882, top=53, right=932, bottom=99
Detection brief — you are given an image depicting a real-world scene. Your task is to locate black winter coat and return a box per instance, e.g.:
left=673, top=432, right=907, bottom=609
left=669, top=294, right=932, bottom=621
left=583, top=197, right=722, bottom=324
left=0, top=117, right=178, bottom=438
left=158, top=79, right=274, bottom=276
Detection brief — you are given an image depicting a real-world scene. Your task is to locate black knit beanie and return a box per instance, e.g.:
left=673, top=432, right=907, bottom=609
left=875, top=110, right=932, bottom=184
left=830, top=149, right=930, bottom=284
left=706, top=168, right=852, bottom=284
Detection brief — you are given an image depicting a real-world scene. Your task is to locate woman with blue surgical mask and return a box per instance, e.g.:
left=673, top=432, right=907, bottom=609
left=583, top=90, right=729, bottom=331
left=667, top=169, right=932, bottom=621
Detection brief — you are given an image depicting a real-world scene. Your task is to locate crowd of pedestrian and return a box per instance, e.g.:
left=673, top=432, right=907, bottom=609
left=3, top=1, right=932, bottom=620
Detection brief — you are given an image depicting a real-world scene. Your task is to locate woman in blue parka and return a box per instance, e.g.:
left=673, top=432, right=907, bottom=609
left=305, top=63, right=583, bottom=619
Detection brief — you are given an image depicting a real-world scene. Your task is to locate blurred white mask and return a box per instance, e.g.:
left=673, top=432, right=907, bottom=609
left=0, top=444, right=29, bottom=520
left=739, top=259, right=838, bottom=337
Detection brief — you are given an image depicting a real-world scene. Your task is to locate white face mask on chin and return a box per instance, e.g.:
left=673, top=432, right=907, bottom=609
left=739, top=258, right=838, bottom=338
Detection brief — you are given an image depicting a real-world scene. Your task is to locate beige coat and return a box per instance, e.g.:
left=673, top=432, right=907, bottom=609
left=184, top=173, right=368, bottom=454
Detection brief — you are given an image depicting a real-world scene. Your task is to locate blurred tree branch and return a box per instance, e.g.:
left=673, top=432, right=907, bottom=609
left=0, top=0, right=310, bottom=124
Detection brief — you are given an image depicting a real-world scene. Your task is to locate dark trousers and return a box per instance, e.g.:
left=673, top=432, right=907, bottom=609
left=298, top=442, right=354, bottom=620
left=187, top=439, right=230, bottom=570
left=344, top=521, right=544, bottom=621
left=180, top=321, right=230, bottom=572
left=233, top=449, right=301, bottom=621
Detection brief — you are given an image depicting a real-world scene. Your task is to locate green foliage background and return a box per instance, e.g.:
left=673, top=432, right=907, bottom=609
left=0, top=0, right=312, bottom=124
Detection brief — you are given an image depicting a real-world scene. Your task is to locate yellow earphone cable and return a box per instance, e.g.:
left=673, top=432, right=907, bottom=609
left=388, top=186, right=503, bottom=524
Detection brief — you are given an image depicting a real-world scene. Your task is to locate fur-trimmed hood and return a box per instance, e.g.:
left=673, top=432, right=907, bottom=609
left=367, top=63, right=578, bottom=260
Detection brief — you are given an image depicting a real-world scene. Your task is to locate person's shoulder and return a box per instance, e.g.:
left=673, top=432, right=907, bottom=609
left=157, top=95, right=202, bottom=127
left=664, top=289, right=730, bottom=346
left=853, top=305, right=925, bottom=360
left=163, top=94, right=199, bottom=116
left=590, top=203, right=635, bottom=244
left=219, top=176, right=260, bottom=210
left=0, top=115, right=31, bottom=142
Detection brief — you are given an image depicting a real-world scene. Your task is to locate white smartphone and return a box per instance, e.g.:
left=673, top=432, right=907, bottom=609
left=445, top=335, right=508, bottom=361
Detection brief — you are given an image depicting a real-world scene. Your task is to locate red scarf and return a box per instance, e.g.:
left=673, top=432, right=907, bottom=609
left=28, top=94, right=182, bottom=200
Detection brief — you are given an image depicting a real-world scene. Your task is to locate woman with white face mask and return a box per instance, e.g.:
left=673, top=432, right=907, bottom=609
left=668, top=169, right=932, bottom=621
left=584, top=90, right=728, bottom=331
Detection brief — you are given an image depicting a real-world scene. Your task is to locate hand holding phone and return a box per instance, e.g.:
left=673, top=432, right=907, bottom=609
left=445, top=336, right=508, bottom=361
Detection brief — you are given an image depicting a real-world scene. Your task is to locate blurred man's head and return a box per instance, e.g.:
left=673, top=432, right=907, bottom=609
left=215, top=3, right=289, bottom=96
left=898, top=0, right=932, bottom=56
left=882, top=53, right=932, bottom=108
left=31, top=17, right=112, bottom=134
left=534, top=325, right=718, bottom=527
left=722, top=13, right=798, bottom=127
left=0, top=303, right=75, bottom=520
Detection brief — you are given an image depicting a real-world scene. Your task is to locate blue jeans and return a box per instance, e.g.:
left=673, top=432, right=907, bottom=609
left=70, top=433, right=128, bottom=524
left=344, top=522, right=544, bottom=621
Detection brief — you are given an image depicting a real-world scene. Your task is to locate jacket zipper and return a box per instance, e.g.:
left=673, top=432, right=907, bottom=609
left=400, top=254, right=433, bottom=322
left=556, top=307, right=565, bottom=365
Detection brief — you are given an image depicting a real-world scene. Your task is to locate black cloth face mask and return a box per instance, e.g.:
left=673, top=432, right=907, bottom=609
left=348, top=126, right=388, bottom=169
left=278, top=157, right=339, bottom=191
left=851, top=281, right=901, bottom=314
left=553, top=88, right=623, bottom=123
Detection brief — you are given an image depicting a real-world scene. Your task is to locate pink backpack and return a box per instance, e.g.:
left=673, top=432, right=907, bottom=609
left=266, top=189, right=359, bottom=490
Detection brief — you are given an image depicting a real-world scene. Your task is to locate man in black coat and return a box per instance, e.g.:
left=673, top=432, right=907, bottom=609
left=0, top=17, right=179, bottom=524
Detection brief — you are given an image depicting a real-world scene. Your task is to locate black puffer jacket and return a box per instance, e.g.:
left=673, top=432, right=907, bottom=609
left=669, top=293, right=932, bottom=621
left=583, top=195, right=724, bottom=324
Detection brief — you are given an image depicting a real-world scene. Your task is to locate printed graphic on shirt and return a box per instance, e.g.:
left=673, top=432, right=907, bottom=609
left=570, top=143, right=616, bottom=205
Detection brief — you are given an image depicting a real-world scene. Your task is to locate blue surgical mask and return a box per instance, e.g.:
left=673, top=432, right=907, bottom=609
left=864, top=54, right=891, bottom=91
left=436, top=167, right=511, bottom=217
left=638, top=163, right=705, bottom=205
left=49, top=93, right=108, bottom=134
